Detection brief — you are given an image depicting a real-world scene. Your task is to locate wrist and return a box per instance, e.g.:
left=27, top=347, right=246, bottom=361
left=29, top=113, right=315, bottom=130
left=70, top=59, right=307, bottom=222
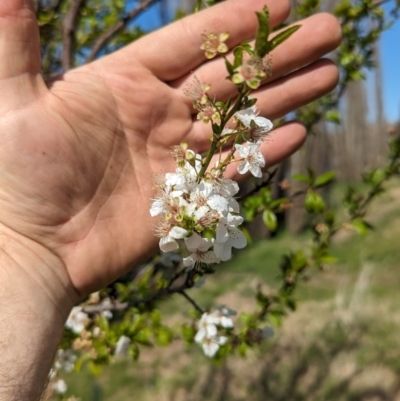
left=0, top=224, right=78, bottom=400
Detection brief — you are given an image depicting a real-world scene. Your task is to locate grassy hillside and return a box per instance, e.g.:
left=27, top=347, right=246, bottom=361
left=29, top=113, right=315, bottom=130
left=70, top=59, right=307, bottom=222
left=49, top=182, right=400, bottom=401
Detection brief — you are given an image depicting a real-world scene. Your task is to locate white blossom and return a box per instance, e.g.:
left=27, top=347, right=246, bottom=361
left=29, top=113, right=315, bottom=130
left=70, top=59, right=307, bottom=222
left=114, top=335, right=131, bottom=356
left=92, top=326, right=101, bottom=338
left=100, top=298, right=114, bottom=319
left=214, top=215, right=247, bottom=261
left=53, top=379, right=67, bottom=395
left=235, top=105, right=273, bottom=141
left=183, top=233, right=219, bottom=268
left=235, top=142, right=265, bottom=178
left=195, top=312, right=219, bottom=343
left=190, top=182, right=228, bottom=214
left=195, top=309, right=235, bottom=357
left=65, top=306, right=88, bottom=334
left=159, top=226, right=188, bottom=252
left=210, top=306, right=236, bottom=328
left=216, top=178, right=239, bottom=197
left=55, top=349, right=77, bottom=373
left=166, top=159, right=201, bottom=192
left=201, top=335, right=228, bottom=358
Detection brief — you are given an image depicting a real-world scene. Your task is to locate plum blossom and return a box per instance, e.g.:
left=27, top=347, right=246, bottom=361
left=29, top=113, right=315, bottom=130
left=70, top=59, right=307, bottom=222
left=235, top=105, right=273, bottom=142
left=183, top=233, right=219, bottom=268
left=190, top=182, right=228, bottom=214
left=214, top=215, right=247, bottom=261
left=195, top=309, right=235, bottom=357
left=157, top=224, right=188, bottom=252
left=53, top=379, right=67, bottom=395
left=208, top=307, right=236, bottom=328
left=200, top=335, right=228, bottom=357
left=195, top=312, right=218, bottom=343
left=65, top=306, right=88, bottom=334
left=235, top=142, right=265, bottom=178
left=55, top=349, right=77, bottom=373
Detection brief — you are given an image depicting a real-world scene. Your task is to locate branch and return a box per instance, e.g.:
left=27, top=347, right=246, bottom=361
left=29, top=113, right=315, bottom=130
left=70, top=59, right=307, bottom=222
left=62, top=0, right=86, bottom=72
left=82, top=269, right=197, bottom=315
left=85, top=0, right=162, bottom=63
left=179, top=290, right=205, bottom=314
left=238, top=169, right=277, bottom=201
left=373, top=0, right=393, bottom=7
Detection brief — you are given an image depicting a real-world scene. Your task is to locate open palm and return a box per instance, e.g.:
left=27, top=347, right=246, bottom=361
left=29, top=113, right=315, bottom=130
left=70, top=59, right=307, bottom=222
left=0, top=0, right=340, bottom=296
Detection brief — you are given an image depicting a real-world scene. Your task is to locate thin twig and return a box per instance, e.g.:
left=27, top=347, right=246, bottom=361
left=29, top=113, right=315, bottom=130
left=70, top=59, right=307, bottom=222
left=238, top=169, right=276, bottom=200
left=62, top=0, right=86, bottom=71
left=85, top=0, right=161, bottom=63
left=179, top=290, right=205, bottom=314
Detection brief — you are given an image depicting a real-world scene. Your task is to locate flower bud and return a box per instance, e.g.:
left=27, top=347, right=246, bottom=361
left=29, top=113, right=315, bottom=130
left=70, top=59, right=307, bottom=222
left=186, top=149, right=196, bottom=160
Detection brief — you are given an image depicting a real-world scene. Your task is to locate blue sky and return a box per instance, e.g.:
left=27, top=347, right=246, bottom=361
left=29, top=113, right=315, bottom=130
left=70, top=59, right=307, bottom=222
left=133, top=1, right=400, bottom=123
left=381, top=7, right=400, bottom=123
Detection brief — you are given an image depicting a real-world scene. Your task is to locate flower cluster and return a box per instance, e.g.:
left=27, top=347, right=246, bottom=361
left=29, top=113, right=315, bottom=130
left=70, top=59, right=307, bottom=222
left=195, top=307, right=236, bottom=357
left=151, top=148, right=247, bottom=266
left=150, top=27, right=275, bottom=357
left=150, top=104, right=273, bottom=270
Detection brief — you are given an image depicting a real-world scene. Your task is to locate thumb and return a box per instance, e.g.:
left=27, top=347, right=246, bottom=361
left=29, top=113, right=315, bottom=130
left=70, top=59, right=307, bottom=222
left=0, top=0, right=41, bottom=80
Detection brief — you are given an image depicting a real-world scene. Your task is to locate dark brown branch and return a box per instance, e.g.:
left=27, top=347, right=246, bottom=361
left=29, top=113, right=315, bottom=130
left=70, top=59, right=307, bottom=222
left=179, top=290, right=204, bottom=314
left=82, top=269, right=198, bottom=315
left=62, top=0, right=86, bottom=72
left=238, top=169, right=277, bottom=201
left=85, top=0, right=161, bottom=63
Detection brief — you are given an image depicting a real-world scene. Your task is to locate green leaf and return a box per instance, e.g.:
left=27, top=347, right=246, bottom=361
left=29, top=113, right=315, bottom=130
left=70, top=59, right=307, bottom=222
left=254, top=6, right=271, bottom=57
left=243, top=97, right=257, bottom=108
left=88, top=361, right=103, bottom=376
left=292, top=173, right=311, bottom=185
left=291, top=250, right=308, bottom=271
left=305, top=191, right=326, bottom=213
left=156, top=327, right=172, bottom=346
left=129, top=343, right=140, bottom=360
left=350, top=219, right=372, bottom=236
left=181, top=324, right=196, bottom=343
left=314, top=171, right=336, bottom=187
left=194, top=0, right=202, bottom=12
left=262, top=209, right=278, bottom=231
left=268, top=312, right=282, bottom=327
left=319, top=255, right=338, bottom=264
left=233, top=47, right=243, bottom=69
left=237, top=342, right=247, bottom=357
left=269, top=25, right=301, bottom=51
left=325, top=110, right=341, bottom=124
left=134, top=328, right=153, bottom=346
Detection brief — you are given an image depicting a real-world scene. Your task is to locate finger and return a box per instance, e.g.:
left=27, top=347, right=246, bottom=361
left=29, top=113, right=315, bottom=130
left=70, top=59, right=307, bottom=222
left=256, top=59, right=339, bottom=119
left=100, top=0, right=290, bottom=81
left=188, top=58, right=338, bottom=151
left=216, top=122, right=306, bottom=182
left=0, top=1, right=41, bottom=79
left=173, top=13, right=342, bottom=107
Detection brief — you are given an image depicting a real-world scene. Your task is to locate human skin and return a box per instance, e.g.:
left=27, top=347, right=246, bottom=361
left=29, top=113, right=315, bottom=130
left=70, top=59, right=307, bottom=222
left=0, top=0, right=341, bottom=399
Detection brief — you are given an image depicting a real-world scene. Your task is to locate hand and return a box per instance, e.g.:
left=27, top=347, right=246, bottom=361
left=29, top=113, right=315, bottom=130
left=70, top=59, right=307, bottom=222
left=0, top=0, right=340, bottom=300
